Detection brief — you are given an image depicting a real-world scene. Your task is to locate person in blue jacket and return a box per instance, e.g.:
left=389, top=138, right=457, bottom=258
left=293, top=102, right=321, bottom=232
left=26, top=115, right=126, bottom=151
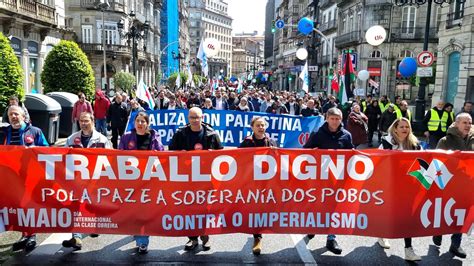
left=0, top=105, right=48, bottom=252
left=302, top=107, right=354, bottom=255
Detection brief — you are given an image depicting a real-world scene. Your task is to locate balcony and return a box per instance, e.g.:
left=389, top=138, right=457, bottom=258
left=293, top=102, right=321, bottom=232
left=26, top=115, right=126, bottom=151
left=334, top=31, right=361, bottom=48
left=319, top=0, right=333, bottom=8
left=364, top=0, right=392, bottom=5
left=390, top=27, right=438, bottom=41
left=80, top=43, right=131, bottom=56
left=446, top=12, right=463, bottom=29
left=319, top=19, right=336, bottom=33
left=0, top=0, right=55, bottom=26
left=80, top=0, right=125, bottom=13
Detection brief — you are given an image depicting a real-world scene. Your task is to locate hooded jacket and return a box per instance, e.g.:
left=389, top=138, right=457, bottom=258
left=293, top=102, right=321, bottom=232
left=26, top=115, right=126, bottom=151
left=436, top=124, right=474, bottom=151
left=65, top=129, right=111, bottom=148
left=93, top=91, right=110, bottom=120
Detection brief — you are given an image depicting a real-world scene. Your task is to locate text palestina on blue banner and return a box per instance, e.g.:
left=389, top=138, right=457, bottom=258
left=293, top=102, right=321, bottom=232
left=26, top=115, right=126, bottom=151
left=126, top=110, right=324, bottom=148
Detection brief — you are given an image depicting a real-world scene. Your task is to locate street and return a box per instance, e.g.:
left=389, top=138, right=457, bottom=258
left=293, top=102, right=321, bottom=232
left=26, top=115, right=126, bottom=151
left=1, top=232, right=472, bottom=265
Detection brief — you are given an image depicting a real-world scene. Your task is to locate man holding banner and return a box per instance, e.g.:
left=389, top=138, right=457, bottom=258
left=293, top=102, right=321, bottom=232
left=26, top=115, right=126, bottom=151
left=433, top=112, right=473, bottom=259
left=0, top=105, right=49, bottom=252
left=303, top=107, right=354, bottom=255
left=62, top=112, right=111, bottom=250
left=168, top=107, right=223, bottom=251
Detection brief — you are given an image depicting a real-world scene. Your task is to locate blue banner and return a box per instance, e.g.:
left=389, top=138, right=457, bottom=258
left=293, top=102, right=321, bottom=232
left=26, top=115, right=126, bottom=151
left=126, top=110, right=324, bottom=148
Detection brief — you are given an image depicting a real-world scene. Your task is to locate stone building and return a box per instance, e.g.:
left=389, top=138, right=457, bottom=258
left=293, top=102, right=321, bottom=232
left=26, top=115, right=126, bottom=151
left=66, top=0, right=162, bottom=93
left=188, top=0, right=232, bottom=78
left=433, top=0, right=473, bottom=110
left=0, top=0, right=68, bottom=94
left=334, top=0, right=441, bottom=103
left=232, top=32, right=264, bottom=79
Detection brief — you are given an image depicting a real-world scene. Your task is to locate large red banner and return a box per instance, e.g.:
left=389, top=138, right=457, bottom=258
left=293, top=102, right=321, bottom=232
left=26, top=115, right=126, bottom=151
left=0, top=146, right=472, bottom=238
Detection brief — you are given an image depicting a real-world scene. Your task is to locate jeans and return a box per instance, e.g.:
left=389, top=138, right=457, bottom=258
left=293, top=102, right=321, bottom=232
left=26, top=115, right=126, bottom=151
left=134, top=235, right=149, bottom=247
left=95, top=119, right=107, bottom=136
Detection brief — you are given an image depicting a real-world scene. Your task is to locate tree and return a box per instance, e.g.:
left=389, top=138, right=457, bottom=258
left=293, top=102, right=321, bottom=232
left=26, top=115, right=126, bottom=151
left=41, top=40, right=95, bottom=99
left=113, top=71, right=136, bottom=94
left=0, top=32, right=24, bottom=114
left=167, top=72, right=188, bottom=88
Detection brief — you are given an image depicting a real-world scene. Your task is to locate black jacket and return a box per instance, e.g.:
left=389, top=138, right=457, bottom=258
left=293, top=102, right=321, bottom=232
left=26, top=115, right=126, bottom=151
left=303, top=122, right=354, bottom=149
left=107, top=101, right=129, bottom=128
left=300, top=107, right=320, bottom=117
left=169, top=122, right=223, bottom=151
left=285, top=102, right=301, bottom=116
left=239, top=134, right=276, bottom=148
left=379, top=110, right=397, bottom=133
left=365, top=105, right=382, bottom=132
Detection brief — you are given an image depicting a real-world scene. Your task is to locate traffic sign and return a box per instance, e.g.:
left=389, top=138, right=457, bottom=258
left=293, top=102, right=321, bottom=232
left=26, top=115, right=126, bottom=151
left=417, top=51, right=434, bottom=67
left=276, top=20, right=285, bottom=29
left=308, top=65, right=318, bottom=72
left=416, top=67, right=433, bottom=77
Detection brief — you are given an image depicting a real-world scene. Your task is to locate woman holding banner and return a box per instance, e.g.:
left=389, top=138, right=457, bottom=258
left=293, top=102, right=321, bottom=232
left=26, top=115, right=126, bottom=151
left=239, top=117, right=277, bottom=255
left=378, top=117, right=422, bottom=261
left=118, top=112, right=164, bottom=254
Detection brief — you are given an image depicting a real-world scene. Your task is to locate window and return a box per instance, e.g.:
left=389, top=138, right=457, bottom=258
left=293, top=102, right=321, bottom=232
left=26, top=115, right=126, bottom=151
left=370, top=50, right=382, bottom=58
left=402, top=6, right=416, bottom=34
left=453, top=0, right=465, bottom=19
left=399, top=50, right=413, bottom=58
left=82, top=25, right=93, bottom=43
left=97, top=22, right=119, bottom=45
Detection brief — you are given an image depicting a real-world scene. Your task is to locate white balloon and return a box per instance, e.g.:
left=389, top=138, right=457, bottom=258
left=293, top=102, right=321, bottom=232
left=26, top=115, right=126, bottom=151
left=203, top=38, right=221, bottom=57
left=358, top=70, right=370, bottom=81
left=296, top=48, right=308, bottom=60
left=365, top=25, right=387, bottom=46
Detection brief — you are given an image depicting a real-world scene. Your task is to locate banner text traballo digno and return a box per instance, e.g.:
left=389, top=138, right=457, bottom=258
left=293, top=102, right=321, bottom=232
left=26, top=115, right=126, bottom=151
left=37, top=152, right=374, bottom=182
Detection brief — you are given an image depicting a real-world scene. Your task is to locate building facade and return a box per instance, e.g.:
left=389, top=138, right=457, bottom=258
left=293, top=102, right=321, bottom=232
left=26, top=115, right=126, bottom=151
left=178, top=0, right=191, bottom=73
left=160, top=0, right=179, bottom=78
left=232, top=32, right=264, bottom=79
left=433, top=0, right=473, bottom=110
left=188, top=0, right=232, bottom=79
left=1, top=0, right=68, bottom=94
left=334, top=0, right=441, bottom=103
left=66, top=0, right=162, bottom=92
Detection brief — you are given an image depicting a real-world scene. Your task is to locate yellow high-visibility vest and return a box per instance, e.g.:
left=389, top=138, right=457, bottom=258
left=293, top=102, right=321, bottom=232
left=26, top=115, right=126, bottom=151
left=427, top=109, right=449, bottom=132
left=379, top=101, right=389, bottom=113
left=395, top=109, right=412, bottom=121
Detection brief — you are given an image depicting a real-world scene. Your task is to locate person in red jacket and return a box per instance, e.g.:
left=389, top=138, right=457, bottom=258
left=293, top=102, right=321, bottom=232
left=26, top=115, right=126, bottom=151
left=93, top=90, right=110, bottom=136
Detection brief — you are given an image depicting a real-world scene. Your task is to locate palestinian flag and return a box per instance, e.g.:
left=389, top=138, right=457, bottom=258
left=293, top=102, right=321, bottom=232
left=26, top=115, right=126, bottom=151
left=338, top=51, right=356, bottom=104
left=407, top=159, right=432, bottom=189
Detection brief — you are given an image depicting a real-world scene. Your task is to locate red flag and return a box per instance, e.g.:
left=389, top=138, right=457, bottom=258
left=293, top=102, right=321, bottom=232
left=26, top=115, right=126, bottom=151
left=331, top=72, right=339, bottom=92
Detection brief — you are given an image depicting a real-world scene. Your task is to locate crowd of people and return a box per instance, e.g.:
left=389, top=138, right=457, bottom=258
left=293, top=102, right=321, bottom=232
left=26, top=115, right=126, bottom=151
left=0, top=86, right=472, bottom=260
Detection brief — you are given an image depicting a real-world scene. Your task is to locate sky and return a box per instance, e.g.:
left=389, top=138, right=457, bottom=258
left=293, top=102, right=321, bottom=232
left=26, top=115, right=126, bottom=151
left=228, top=0, right=267, bottom=36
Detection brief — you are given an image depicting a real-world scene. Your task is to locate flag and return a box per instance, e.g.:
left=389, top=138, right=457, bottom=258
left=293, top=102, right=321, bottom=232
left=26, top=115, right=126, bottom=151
left=237, top=78, right=243, bottom=93
left=186, top=64, right=195, bottom=88
left=408, top=159, right=432, bottom=189
left=197, top=39, right=208, bottom=77
left=338, top=52, right=356, bottom=104
left=425, top=159, right=453, bottom=189
left=136, top=79, right=155, bottom=110
left=331, top=70, right=339, bottom=92
left=299, top=61, right=309, bottom=93
left=175, top=71, right=181, bottom=89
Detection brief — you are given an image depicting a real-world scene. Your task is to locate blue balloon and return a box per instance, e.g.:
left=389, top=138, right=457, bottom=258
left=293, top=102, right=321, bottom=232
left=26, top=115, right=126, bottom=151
left=298, top=17, right=314, bottom=35
left=399, top=57, right=417, bottom=77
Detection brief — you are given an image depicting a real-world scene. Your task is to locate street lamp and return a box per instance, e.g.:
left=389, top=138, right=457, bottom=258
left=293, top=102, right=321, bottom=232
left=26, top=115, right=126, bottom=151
left=95, top=0, right=110, bottom=92
left=392, top=0, right=466, bottom=132
left=172, top=49, right=186, bottom=73
left=117, top=11, right=150, bottom=84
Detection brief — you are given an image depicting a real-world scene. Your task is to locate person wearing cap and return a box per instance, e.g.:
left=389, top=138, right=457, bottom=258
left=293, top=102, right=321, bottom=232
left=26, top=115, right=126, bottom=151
left=379, top=104, right=397, bottom=139
left=62, top=112, right=111, bottom=251
left=0, top=105, right=48, bottom=252
left=423, top=100, right=452, bottom=149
